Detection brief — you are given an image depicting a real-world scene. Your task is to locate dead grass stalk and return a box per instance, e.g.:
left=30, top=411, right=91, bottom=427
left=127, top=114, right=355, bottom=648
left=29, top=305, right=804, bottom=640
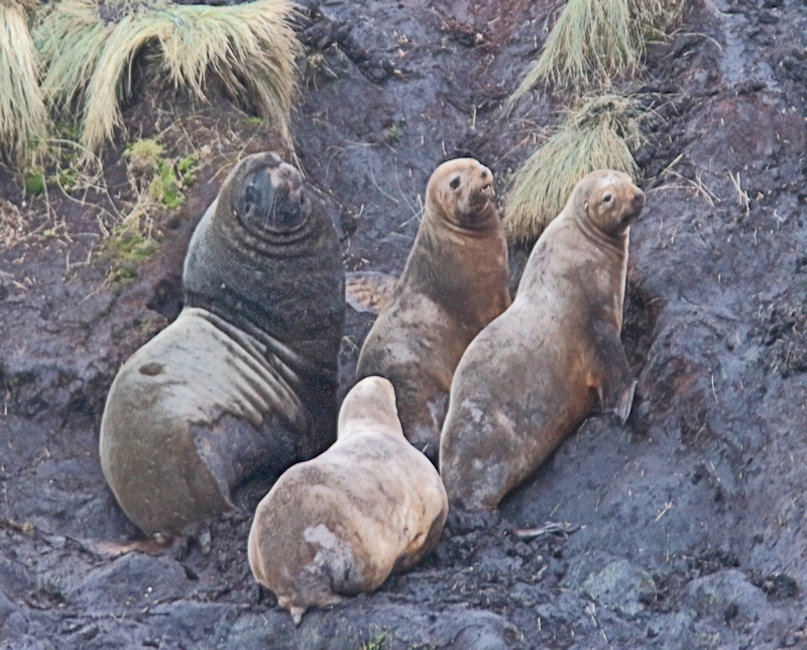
left=36, top=0, right=300, bottom=153
left=509, top=0, right=685, bottom=105
left=0, top=3, right=49, bottom=166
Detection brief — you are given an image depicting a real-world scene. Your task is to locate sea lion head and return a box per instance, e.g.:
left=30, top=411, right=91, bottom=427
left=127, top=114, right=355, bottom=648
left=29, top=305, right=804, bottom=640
left=220, top=152, right=312, bottom=239
left=338, top=376, right=403, bottom=439
left=575, top=169, right=644, bottom=237
left=426, top=158, right=496, bottom=229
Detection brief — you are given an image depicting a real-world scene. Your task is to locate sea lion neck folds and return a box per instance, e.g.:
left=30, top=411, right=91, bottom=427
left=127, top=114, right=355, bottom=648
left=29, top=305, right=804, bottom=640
left=183, top=154, right=345, bottom=373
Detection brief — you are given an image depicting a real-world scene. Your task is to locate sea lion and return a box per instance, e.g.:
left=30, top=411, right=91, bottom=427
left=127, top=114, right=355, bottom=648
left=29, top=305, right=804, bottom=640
left=439, top=169, right=644, bottom=510
left=99, top=152, right=345, bottom=538
left=247, top=376, right=448, bottom=625
left=355, top=158, right=511, bottom=461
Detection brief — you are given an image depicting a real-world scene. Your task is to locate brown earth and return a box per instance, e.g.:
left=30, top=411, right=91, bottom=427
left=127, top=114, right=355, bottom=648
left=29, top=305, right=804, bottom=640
left=1, top=0, right=807, bottom=648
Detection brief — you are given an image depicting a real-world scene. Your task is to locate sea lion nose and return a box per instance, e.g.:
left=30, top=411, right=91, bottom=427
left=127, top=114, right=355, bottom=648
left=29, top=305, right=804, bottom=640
left=270, top=167, right=309, bottom=230
left=479, top=166, right=493, bottom=193
left=631, top=188, right=645, bottom=212
left=277, top=162, right=303, bottom=191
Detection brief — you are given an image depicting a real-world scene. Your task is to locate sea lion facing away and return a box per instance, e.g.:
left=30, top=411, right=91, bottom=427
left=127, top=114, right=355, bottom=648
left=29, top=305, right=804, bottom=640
left=355, top=158, right=511, bottom=461
left=100, top=152, right=345, bottom=538
left=248, top=376, right=449, bottom=625
left=440, top=170, right=644, bottom=510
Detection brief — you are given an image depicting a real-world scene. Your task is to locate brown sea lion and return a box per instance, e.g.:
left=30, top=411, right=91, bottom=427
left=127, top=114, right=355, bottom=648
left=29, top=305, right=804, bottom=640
left=99, top=152, right=345, bottom=538
left=355, top=158, right=511, bottom=461
left=439, top=169, right=644, bottom=510
left=247, top=376, right=449, bottom=625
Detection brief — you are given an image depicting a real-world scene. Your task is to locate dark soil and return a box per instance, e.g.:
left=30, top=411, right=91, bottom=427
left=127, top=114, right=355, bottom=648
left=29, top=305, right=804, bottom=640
left=2, top=0, right=807, bottom=647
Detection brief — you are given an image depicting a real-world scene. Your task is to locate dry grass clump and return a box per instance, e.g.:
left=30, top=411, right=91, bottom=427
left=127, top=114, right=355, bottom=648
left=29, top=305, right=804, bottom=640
left=504, top=94, right=644, bottom=243
left=0, top=1, right=49, bottom=165
left=509, top=0, right=684, bottom=105
left=36, top=0, right=300, bottom=153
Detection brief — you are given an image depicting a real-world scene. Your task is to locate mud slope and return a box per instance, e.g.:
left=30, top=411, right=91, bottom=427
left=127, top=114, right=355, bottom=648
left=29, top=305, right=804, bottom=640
left=1, top=0, right=806, bottom=648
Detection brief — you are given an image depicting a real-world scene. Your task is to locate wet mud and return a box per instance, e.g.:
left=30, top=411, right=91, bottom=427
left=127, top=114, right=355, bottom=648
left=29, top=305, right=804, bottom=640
left=1, top=0, right=807, bottom=647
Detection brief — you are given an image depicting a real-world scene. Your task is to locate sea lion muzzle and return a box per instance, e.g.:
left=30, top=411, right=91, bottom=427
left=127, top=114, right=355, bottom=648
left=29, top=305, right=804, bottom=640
left=236, top=163, right=309, bottom=233
left=621, top=188, right=645, bottom=227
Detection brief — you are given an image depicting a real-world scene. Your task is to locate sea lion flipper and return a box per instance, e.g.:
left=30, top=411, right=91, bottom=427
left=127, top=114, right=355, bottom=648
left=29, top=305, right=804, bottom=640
left=290, top=606, right=306, bottom=626
left=345, top=271, right=399, bottom=314
left=597, top=354, right=636, bottom=422
left=612, top=379, right=637, bottom=424
left=592, top=320, right=636, bottom=423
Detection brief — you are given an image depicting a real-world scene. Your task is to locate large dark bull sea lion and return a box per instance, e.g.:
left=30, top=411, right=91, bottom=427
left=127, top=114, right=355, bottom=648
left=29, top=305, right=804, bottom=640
left=247, top=376, right=448, bottom=625
left=440, top=170, right=644, bottom=510
left=355, top=158, right=511, bottom=461
left=99, top=152, right=345, bottom=538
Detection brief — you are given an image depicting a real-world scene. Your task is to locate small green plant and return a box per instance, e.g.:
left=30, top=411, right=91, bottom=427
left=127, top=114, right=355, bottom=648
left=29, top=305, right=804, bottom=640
left=243, top=116, right=264, bottom=128
left=359, top=631, right=391, bottom=650
left=146, top=154, right=197, bottom=209
left=382, top=120, right=405, bottom=146
left=124, top=138, right=164, bottom=173
left=125, top=138, right=198, bottom=209
left=103, top=226, right=159, bottom=283
left=53, top=167, right=78, bottom=193
left=24, top=169, right=45, bottom=196
left=504, top=93, right=644, bottom=243
left=176, top=153, right=197, bottom=186
left=149, top=161, right=183, bottom=208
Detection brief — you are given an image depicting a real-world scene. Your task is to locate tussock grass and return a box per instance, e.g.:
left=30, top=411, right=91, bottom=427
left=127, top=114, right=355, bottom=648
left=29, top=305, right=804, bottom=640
left=36, top=0, right=300, bottom=153
left=509, top=0, right=684, bottom=105
left=504, top=94, right=644, bottom=243
left=0, top=3, right=49, bottom=165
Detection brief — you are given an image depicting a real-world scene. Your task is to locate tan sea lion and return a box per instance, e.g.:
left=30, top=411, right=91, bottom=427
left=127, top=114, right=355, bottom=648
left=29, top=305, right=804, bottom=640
left=99, top=152, right=345, bottom=538
left=439, top=169, right=644, bottom=510
left=247, top=376, right=449, bottom=625
left=355, top=158, right=511, bottom=461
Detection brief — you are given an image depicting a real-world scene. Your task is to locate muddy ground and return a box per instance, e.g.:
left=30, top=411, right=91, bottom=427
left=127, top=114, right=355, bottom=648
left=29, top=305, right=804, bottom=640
left=1, top=0, right=807, bottom=647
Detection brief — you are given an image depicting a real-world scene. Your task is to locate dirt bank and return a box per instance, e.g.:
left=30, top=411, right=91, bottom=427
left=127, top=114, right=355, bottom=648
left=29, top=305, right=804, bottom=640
left=1, top=0, right=806, bottom=647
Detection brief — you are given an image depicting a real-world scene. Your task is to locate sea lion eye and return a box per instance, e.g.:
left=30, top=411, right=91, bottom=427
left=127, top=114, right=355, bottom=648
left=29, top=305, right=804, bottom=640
left=602, top=193, right=613, bottom=204
left=449, top=175, right=461, bottom=190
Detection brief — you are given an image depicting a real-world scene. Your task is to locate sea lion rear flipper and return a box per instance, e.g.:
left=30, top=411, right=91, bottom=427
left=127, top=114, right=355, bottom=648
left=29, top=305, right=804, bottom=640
left=345, top=271, right=399, bottom=315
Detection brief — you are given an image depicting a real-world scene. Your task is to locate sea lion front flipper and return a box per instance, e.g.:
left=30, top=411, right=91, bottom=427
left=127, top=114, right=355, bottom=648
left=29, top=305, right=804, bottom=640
left=345, top=271, right=399, bottom=315
left=611, top=379, right=637, bottom=424
left=592, top=320, right=636, bottom=423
